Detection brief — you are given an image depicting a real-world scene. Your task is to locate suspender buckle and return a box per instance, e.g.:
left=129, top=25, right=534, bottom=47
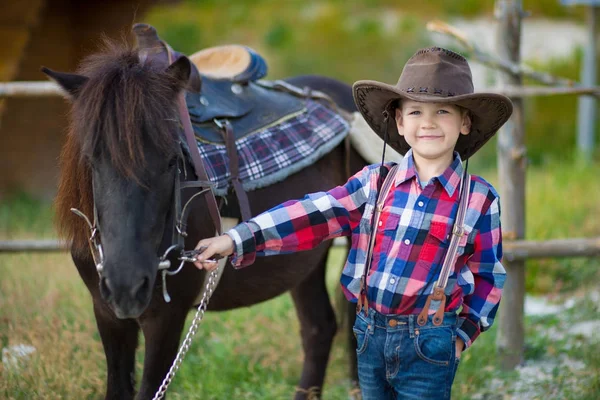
left=452, top=225, right=465, bottom=237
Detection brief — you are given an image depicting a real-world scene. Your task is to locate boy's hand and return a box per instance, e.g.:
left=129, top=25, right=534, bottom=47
left=455, top=337, right=465, bottom=359
left=192, top=235, right=235, bottom=271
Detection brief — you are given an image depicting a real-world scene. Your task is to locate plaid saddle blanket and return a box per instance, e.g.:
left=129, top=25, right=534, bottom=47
left=197, top=100, right=349, bottom=196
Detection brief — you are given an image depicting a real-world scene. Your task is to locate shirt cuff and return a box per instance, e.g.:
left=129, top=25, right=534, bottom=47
left=225, top=222, right=257, bottom=268
left=457, top=317, right=481, bottom=349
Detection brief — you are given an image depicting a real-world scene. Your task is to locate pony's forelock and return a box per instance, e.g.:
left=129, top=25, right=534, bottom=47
left=55, top=38, right=184, bottom=250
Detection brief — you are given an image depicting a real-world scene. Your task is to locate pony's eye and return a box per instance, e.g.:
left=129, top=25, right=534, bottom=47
left=162, top=157, right=178, bottom=175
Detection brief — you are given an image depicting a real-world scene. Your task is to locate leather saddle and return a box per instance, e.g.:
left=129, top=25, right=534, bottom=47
left=186, top=46, right=305, bottom=145
left=189, top=44, right=267, bottom=83
left=132, top=23, right=324, bottom=221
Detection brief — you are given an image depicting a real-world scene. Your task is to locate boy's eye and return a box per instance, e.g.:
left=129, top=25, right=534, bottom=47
left=408, top=110, right=421, bottom=115
left=438, top=109, right=450, bottom=114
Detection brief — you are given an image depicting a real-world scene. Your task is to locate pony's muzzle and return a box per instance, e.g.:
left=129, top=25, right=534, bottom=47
left=99, top=274, right=153, bottom=319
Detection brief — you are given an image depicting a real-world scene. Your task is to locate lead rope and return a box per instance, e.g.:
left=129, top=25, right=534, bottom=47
left=152, top=268, right=219, bottom=400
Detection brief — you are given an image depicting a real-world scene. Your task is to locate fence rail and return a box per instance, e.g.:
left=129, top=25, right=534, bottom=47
left=3, top=237, right=600, bottom=260
left=0, top=81, right=63, bottom=97
left=0, top=239, right=66, bottom=252
left=3, top=81, right=600, bottom=100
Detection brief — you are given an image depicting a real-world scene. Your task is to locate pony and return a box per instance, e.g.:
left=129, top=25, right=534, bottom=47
left=44, top=36, right=366, bottom=399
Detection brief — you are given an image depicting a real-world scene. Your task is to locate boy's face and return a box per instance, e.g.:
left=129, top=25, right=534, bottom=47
left=395, top=100, right=471, bottom=162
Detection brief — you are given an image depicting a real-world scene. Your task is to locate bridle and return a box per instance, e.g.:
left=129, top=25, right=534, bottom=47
left=71, top=88, right=223, bottom=303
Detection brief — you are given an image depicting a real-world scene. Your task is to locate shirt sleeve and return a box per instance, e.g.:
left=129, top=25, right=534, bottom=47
left=226, top=165, right=375, bottom=268
left=456, top=195, right=506, bottom=349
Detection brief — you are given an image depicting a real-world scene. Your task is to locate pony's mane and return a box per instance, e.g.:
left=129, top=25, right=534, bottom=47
left=55, top=39, right=184, bottom=252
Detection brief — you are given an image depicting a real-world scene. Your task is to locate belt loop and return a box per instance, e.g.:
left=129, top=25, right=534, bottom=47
left=408, top=315, right=415, bottom=338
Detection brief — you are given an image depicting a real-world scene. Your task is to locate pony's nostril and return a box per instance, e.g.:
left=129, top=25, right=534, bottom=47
left=132, top=277, right=151, bottom=301
left=100, top=277, right=112, bottom=300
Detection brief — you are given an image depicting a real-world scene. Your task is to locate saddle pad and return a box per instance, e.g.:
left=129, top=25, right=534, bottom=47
left=198, top=100, right=349, bottom=196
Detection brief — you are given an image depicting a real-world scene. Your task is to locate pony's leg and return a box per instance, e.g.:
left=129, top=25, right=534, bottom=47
left=290, top=250, right=337, bottom=400
left=94, top=302, right=140, bottom=400
left=136, top=306, right=189, bottom=400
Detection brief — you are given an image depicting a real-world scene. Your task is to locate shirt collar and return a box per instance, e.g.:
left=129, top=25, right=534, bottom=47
left=395, top=149, right=464, bottom=197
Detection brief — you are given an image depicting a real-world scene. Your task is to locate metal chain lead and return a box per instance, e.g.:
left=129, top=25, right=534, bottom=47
left=152, top=269, right=219, bottom=400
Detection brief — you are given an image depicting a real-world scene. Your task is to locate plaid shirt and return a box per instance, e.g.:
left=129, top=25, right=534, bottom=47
left=227, top=150, right=505, bottom=348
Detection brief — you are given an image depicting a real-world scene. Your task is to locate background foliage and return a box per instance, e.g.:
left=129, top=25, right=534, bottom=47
left=146, top=0, right=599, bottom=167
left=2, top=1, right=599, bottom=398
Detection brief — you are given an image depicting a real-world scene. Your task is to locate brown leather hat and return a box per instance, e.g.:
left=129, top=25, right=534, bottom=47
left=353, top=47, right=513, bottom=159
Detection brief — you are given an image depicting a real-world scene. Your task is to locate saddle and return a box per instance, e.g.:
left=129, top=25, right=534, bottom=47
left=132, top=23, right=336, bottom=222
left=189, top=45, right=267, bottom=83
left=186, top=46, right=305, bottom=144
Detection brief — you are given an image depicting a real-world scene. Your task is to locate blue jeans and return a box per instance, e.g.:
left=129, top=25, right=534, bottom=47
left=353, top=308, right=461, bottom=400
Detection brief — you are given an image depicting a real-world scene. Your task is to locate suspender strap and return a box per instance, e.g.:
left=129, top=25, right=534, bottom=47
left=417, top=172, right=471, bottom=326
left=356, top=164, right=399, bottom=314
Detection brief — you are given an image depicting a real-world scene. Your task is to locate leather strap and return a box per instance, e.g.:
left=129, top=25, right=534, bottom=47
left=356, top=164, right=399, bottom=314
left=177, top=92, right=223, bottom=235
left=417, top=173, right=471, bottom=326
left=219, top=120, right=252, bottom=221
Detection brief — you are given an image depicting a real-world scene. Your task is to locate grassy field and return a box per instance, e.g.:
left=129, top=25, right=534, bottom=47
left=1, top=161, right=600, bottom=399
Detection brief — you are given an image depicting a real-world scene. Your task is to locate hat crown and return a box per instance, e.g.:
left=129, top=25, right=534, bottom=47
left=396, top=47, right=474, bottom=98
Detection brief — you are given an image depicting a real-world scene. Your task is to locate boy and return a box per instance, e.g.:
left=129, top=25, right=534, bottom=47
left=193, top=47, right=512, bottom=399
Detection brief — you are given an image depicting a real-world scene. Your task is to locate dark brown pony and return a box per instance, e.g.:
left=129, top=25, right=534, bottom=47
left=45, top=38, right=365, bottom=399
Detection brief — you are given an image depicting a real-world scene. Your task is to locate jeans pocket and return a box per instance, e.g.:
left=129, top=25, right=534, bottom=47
left=413, top=326, right=453, bottom=366
left=352, top=315, right=370, bottom=355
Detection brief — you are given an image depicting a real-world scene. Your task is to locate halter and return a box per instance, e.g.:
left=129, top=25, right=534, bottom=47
left=70, top=140, right=218, bottom=303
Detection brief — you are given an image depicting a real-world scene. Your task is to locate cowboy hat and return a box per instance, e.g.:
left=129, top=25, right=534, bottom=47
left=353, top=47, right=513, bottom=159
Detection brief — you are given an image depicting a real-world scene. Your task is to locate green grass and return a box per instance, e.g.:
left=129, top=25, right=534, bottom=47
left=0, top=192, right=55, bottom=239
left=1, top=161, right=599, bottom=398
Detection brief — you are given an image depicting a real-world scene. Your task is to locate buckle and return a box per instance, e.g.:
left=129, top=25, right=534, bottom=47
left=213, top=118, right=226, bottom=129
left=453, top=225, right=465, bottom=237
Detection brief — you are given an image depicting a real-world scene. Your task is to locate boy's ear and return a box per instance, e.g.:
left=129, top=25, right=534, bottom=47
left=395, top=107, right=404, bottom=136
left=460, top=110, right=472, bottom=135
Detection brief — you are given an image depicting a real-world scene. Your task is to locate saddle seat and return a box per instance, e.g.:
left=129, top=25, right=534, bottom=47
left=189, top=45, right=267, bottom=83
left=187, top=46, right=306, bottom=145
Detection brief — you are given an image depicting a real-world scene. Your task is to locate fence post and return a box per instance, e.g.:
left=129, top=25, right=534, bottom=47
left=494, top=0, right=526, bottom=369
left=576, top=5, right=598, bottom=162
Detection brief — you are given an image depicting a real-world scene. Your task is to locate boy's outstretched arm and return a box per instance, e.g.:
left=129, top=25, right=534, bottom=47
left=193, top=164, right=378, bottom=270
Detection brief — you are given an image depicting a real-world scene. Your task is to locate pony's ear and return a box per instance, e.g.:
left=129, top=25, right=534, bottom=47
left=41, top=67, right=88, bottom=99
left=165, top=56, right=202, bottom=94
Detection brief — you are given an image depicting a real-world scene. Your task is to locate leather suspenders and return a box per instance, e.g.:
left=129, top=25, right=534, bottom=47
left=417, top=172, right=471, bottom=326
left=356, top=164, right=399, bottom=313
left=357, top=164, right=471, bottom=327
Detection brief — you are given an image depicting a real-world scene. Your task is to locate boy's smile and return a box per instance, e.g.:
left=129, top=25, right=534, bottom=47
left=395, top=100, right=471, bottom=166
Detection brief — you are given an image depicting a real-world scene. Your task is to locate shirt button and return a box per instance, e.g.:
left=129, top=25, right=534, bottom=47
left=378, top=220, right=383, bottom=227
left=418, top=201, right=424, bottom=207
left=390, top=278, right=396, bottom=284
left=404, top=239, right=410, bottom=245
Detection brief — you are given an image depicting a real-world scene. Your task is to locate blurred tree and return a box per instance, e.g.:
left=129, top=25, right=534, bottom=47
left=145, top=0, right=596, bottom=165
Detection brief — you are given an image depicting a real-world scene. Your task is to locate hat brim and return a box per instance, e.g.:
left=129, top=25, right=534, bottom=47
left=353, top=80, right=513, bottom=159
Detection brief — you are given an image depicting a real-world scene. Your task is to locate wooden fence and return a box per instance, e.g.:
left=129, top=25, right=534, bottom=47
left=1, top=1, right=599, bottom=369
left=3, top=237, right=600, bottom=259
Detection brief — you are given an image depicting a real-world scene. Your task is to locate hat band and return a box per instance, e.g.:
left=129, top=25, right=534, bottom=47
left=403, top=87, right=462, bottom=97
